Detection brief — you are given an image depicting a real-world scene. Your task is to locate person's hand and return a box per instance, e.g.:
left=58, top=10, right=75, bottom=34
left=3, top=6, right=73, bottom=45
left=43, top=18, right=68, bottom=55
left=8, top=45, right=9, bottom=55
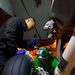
left=31, top=38, right=38, bottom=45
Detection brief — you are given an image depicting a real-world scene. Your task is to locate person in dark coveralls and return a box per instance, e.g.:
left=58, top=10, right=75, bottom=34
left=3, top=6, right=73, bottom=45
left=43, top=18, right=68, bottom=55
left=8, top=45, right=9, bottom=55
left=0, top=17, right=36, bottom=74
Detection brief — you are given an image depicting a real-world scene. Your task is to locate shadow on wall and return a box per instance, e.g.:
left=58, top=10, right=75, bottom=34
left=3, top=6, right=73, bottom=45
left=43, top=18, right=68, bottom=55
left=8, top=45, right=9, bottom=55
left=0, top=8, right=12, bottom=27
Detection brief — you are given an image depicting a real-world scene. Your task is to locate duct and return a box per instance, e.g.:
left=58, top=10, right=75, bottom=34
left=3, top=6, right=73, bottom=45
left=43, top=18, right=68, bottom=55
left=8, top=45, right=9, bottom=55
left=0, top=0, right=15, bottom=16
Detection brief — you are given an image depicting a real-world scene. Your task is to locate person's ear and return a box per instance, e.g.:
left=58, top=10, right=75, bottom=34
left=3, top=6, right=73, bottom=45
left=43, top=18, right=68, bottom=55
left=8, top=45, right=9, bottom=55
left=25, top=19, right=29, bottom=26
left=27, top=19, right=30, bottom=22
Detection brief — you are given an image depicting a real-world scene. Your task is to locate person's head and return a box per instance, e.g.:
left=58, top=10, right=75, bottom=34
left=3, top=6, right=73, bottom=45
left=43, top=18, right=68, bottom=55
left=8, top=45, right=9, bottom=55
left=37, top=46, right=52, bottom=64
left=25, top=17, right=36, bottom=31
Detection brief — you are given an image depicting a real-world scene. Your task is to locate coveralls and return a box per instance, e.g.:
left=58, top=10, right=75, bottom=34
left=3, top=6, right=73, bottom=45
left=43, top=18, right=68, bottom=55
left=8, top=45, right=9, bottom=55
left=0, top=17, right=27, bottom=74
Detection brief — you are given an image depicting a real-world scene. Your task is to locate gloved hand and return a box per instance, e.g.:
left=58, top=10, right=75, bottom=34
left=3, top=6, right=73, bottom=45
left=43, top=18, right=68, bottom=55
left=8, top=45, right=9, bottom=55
left=16, top=48, right=32, bottom=58
left=31, top=38, right=38, bottom=45
left=16, top=49, right=26, bottom=54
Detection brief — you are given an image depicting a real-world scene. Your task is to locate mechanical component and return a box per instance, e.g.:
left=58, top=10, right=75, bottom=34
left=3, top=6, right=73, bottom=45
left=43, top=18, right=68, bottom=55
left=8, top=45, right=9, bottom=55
left=36, top=67, right=49, bottom=75
left=37, top=46, right=52, bottom=59
left=43, top=19, right=57, bottom=38
left=54, top=27, right=75, bottom=75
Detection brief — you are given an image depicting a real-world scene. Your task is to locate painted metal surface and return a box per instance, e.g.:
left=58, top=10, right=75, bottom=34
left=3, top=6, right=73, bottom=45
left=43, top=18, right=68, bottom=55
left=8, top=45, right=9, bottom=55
left=51, top=0, right=75, bottom=25
left=0, top=0, right=14, bottom=16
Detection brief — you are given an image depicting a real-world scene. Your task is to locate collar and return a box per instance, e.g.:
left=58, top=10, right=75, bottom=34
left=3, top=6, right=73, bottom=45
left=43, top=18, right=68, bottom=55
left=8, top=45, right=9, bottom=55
left=20, top=19, right=28, bottom=31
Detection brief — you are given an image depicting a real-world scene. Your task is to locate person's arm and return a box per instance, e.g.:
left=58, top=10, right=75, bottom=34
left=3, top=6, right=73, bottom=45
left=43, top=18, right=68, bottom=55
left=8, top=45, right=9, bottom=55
left=5, top=19, right=18, bottom=56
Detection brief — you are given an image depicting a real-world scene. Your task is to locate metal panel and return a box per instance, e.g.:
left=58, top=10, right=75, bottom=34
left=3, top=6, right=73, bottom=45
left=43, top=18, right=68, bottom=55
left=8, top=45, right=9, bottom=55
left=0, top=0, right=14, bottom=16
left=50, top=0, right=75, bottom=25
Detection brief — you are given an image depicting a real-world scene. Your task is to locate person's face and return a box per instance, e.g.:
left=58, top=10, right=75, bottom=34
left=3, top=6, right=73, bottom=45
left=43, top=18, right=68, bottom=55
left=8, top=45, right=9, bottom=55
left=25, top=18, right=35, bottom=31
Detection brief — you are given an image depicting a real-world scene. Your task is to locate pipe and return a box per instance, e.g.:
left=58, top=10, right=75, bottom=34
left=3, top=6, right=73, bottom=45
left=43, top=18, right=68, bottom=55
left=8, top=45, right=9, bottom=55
left=54, top=27, right=75, bottom=75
